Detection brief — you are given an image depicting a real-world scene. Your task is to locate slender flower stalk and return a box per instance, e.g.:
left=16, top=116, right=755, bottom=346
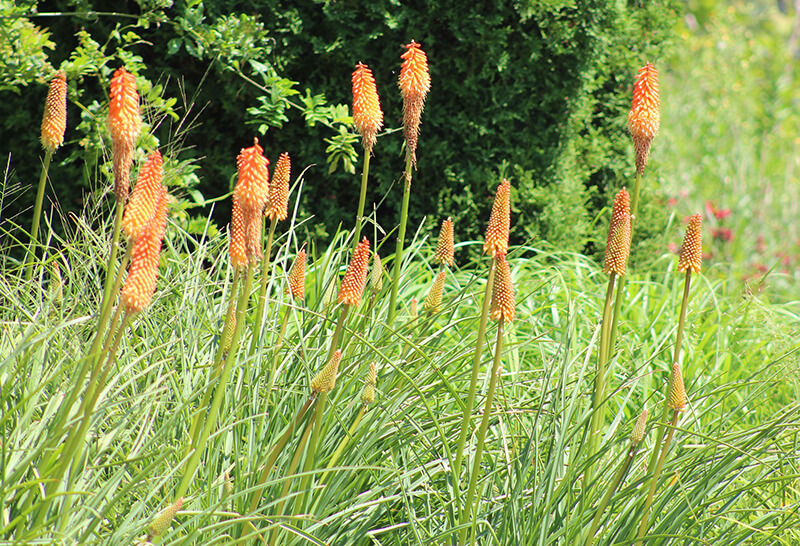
left=454, top=179, right=511, bottom=478
left=587, top=189, right=631, bottom=480
left=352, top=63, right=383, bottom=249
left=585, top=410, right=648, bottom=546
left=637, top=214, right=700, bottom=542
left=459, top=253, right=514, bottom=545
left=388, top=41, right=431, bottom=324
left=27, top=71, right=67, bottom=280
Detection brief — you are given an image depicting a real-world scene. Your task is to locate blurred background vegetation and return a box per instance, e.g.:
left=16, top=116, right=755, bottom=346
left=1, top=0, right=798, bottom=300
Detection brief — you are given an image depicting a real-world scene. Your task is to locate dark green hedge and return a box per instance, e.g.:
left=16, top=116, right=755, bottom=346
left=0, top=0, right=678, bottom=262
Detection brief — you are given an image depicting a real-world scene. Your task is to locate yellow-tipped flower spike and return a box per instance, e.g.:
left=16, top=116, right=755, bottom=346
left=370, top=252, right=384, bottom=293
left=148, top=497, right=183, bottom=539
left=361, top=362, right=378, bottom=405
left=286, top=247, right=307, bottom=300
left=603, top=188, right=632, bottom=276
left=121, top=186, right=168, bottom=315
left=338, top=237, right=370, bottom=306
left=266, top=152, right=290, bottom=221
left=229, top=196, right=248, bottom=269
left=108, top=67, right=141, bottom=203
left=423, top=270, right=447, bottom=313
left=668, top=363, right=687, bottom=410
left=234, top=137, right=270, bottom=214
left=678, top=213, right=702, bottom=274
left=122, top=151, right=163, bottom=241
left=352, top=62, right=384, bottom=155
left=628, top=62, right=660, bottom=176
left=630, top=408, right=648, bottom=445
left=433, top=217, right=455, bottom=267
left=484, top=179, right=511, bottom=257
left=490, top=252, right=516, bottom=323
left=398, top=40, right=431, bottom=168
left=40, top=70, right=67, bottom=152
left=311, top=349, right=342, bottom=393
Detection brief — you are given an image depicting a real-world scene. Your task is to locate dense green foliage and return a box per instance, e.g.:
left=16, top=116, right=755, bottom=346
left=1, top=0, right=677, bottom=259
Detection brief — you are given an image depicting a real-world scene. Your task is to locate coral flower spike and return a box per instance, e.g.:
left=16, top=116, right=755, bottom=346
left=398, top=40, right=431, bottom=168
left=229, top=196, right=248, bottom=270
left=122, top=151, right=164, bottom=242
left=338, top=237, right=371, bottom=307
left=484, top=179, right=511, bottom=257
left=40, top=70, right=67, bottom=152
left=108, top=67, right=142, bottom=203
left=352, top=63, right=384, bottom=155
left=266, top=152, right=290, bottom=221
left=628, top=62, right=660, bottom=176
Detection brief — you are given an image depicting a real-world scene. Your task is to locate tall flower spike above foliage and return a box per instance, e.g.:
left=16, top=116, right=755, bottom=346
left=433, top=217, right=455, bottom=267
left=398, top=40, right=431, bottom=168
left=234, top=138, right=270, bottom=261
left=311, top=349, right=342, bottom=393
left=678, top=214, right=702, bottom=274
left=668, top=363, right=687, bottom=410
left=352, top=62, right=383, bottom=155
left=40, top=70, right=67, bottom=152
left=603, top=188, right=632, bottom=276
left=628, top=62, right=660, bottom=176
left=490, top=252, right=516, bottom=323
left=286, top=247, right=307, bottom=300
left=484, top=179, right=511, bottom=257
left=121, top=186, right=168, bottom=315
left=338, top=237, right=371, bottom=307
left=266, top=152, right=290, bottom=221
left=122, top=151, right=163, bottom=242
left=108, top=67, right=141, bottom=203
left=229, top=197, right=248, bottom=269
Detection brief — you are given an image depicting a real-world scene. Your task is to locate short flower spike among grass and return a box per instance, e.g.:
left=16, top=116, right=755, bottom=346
left=603, top=188, right=632, bottom=276
left=433, top=217, right=455, bottom=267
left=40, top=70, right=67, bottom=152
left=361, top=362, right=378, bottom=405
left=352, top=62, right=383, bottom=155
left=668, top=363, right=687, bottom=410
left=484, top=179, right=511, bottom=257
left=370, top=252, right=383, bottom=293
left=229, top=197, right=248, bottom=269
left=490, top=253, right=515, bottom=323
left=122, top=150, right=163, bottom=241
left=147, top=497, right=183, bottom=541
left=286, top=247, right=307, bottom=300
left=423, top=269, right=446, bottom=313
left=628, top=62, right=660, bottom=176
left=311, top=349, right=343, bottom=393
left=266, top=152, right=290, bottom=221
left=108, top=67, right=141, bottom=204
left=398, top=40, right=431, bottom=168
left=338, top=237, right=371, bottom=307
left=121, top=186, right=168, bottom=315
left=678, top=213, right=703, bottom=274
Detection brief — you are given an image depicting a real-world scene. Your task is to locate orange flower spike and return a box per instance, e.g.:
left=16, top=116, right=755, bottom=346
left=433, top=217, right=455, bottom=267
left=483, top=179, right=511, bottom=257
left=266, top=152, right=290, bottom=221
left=338, top=237, right=371, bottom=307
left=243, top=208, right=263, bottom=262
left=108, top=67, right=141, bottom=149
left=122, top=151, right=163, bottom=241
left=398, top=40, right=431, bottom=167
left=121, top=186, right=169, bottom=315
left=628, top=63, right=660, bottom=175
left=311, top=349, right=343, bottom=393
left=678, top=213, right=702, bottom=274
left=286, top=247, right=307, bottom=300
left=40, top=70, right=67, bottom=152
left=603, top=188, right=632, bottom=276
left=352, top=63, right=384, bottom=154
left=234, top=137, right=270, bottom=214
left=490, top=252, right=516, bottom=323
left=229, top=196, right=248, bottom=269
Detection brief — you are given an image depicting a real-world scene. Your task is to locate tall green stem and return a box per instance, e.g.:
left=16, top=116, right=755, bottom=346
left=353, top=152, right=372, bottom=253
left=291, top=391, right=328, bottom=518
left=637, top=411, right=680, bottom=541
left=324, top=405, right=365, bottom=476
left=175, top=264, right=255, bottom=500
left=585, top=441, right=639, bottom=546
left=454, top=258, right=497, bottom=478
left=25, top=149, right=53, bottom=281
left=387, top=153, right=414, bottom=325
left=250, top=217, right=278, bottom=355
left=459, top=321, right=504, bottom=545
left=99, top=201, right=126, bottom=320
